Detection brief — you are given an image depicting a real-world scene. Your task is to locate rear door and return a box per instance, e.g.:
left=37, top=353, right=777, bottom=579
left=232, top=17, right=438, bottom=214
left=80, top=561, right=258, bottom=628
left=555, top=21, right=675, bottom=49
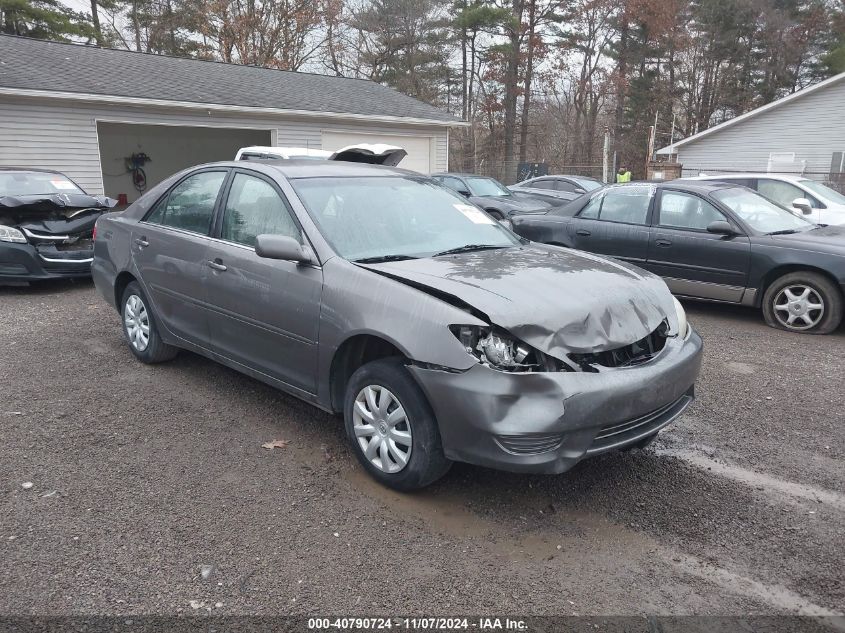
left=131, top=169, right=227, bottom=347
left=566, top=185, right=655, bottom=264
left=646, top=188, right=751, bottom=302
left=203, top=169, right=322, bottom=394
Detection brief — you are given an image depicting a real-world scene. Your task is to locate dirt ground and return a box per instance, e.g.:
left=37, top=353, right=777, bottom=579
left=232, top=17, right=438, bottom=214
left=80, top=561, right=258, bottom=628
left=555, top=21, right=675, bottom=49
left=1, top=279, right=843, bottom=619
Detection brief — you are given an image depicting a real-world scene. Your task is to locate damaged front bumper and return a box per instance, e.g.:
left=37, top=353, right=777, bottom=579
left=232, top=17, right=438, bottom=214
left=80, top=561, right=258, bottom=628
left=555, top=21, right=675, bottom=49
left=0, top=241, right=94, bottom=282
left=407, top=328, right=703, bottom=474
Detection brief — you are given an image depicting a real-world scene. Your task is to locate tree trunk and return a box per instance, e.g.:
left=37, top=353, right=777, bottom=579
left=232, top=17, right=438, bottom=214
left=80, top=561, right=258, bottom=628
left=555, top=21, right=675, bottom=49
left=90, top=0, right=102, bottom=45
left=518, top=0, right=536, bottom=163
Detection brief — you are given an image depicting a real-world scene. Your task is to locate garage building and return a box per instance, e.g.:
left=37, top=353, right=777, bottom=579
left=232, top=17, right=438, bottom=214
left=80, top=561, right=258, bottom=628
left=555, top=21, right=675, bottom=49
left=0, top=35, right=459, bottom=203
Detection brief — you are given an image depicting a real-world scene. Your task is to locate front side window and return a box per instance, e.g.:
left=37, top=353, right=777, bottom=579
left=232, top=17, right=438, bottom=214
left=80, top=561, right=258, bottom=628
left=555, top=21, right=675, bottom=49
left=712, top=187, right=814, bottom=234
left=555, top=180, right=578, bottom=193
left=659, top=190, right=726, bottom=230
left=221, top=173, right=300, bottom=247
left=291, top=176, right=521, bottom=262
left=530, top=180, right=556, bottom=190
left=437, top=176, right=466, bottom=192
left=146, top=171, right=226, bottom=235
left=757, top=179, right=819, bottom=209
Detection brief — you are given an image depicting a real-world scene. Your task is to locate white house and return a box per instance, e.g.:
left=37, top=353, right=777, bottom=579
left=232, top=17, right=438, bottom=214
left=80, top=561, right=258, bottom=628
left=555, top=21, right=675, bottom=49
left=657, top=71, right=845, bottom=184
left=0, top=35, right=461, bottom=202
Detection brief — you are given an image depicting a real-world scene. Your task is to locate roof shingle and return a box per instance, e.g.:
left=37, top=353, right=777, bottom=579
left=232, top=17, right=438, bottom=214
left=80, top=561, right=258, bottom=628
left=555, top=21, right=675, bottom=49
left=0, top=35, right=458, bottom=123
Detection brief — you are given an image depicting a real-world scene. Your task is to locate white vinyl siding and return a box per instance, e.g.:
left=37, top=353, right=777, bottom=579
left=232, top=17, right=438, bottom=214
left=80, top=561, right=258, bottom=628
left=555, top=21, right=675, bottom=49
left=675, top=78, right=845, bottom=179
left=0, top=95, right=450, bottom=196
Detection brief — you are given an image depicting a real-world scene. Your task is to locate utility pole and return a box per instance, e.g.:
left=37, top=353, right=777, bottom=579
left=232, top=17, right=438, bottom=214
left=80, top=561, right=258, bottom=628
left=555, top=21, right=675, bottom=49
left=602, top=126, right=609, bottom=183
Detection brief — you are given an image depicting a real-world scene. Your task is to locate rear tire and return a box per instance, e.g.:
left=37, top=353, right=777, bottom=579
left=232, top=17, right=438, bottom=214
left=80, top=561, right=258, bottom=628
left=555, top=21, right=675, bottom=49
left=762, top=272, right=842, bottom=334
left=344, top=358, right=451, bottom=490
left=120, top=281, right=178, bottom=363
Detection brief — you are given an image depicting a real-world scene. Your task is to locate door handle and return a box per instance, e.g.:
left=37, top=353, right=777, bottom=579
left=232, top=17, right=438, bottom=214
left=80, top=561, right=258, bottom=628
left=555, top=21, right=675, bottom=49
left=134, top=237, right=149, bottom=248
left=655, top=239, right=672, bottom=247
left=206, top=259, right=227, bottom=272
left=576, top=229, right=592, bottom=236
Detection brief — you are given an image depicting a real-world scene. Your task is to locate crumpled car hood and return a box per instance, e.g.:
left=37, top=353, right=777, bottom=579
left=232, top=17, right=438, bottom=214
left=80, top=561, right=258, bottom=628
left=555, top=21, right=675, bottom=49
left=360, top=244, right=678, bottom=355
left=0, top=192, right=116, bottom=213
left=0, top=193, right=115, bottom=233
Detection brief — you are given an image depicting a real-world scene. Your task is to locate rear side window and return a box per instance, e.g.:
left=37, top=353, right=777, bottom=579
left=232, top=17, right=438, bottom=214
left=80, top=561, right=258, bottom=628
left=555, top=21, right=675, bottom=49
left=580, top=186, right=652, bottom=224
left=658, top=190, right=726, bottom=230
left=146, top=171, right=226, bottom=235
left=221, top=173, right=300, bottom=247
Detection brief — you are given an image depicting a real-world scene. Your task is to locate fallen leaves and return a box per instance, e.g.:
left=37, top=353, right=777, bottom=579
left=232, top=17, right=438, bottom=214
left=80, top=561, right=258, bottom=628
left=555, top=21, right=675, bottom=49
left=261, top=439, right=290, bottom=450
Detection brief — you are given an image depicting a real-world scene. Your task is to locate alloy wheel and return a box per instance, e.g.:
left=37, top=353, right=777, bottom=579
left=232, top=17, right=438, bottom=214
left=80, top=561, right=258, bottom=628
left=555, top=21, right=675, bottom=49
left=352, top=385, right=412, bottom=473
left=772, top=285, right=825, bottom=331
left=124, top=294, right=151, bottom=351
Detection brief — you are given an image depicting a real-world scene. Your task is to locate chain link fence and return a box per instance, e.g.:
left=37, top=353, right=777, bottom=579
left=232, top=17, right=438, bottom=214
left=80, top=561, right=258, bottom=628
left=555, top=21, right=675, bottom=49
left=470, top=160, right=607, bottom=185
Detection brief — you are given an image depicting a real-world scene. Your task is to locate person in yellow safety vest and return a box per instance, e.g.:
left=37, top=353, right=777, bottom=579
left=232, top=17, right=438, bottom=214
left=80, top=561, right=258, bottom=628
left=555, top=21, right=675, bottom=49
left=616, top=167, right=632, bottom=183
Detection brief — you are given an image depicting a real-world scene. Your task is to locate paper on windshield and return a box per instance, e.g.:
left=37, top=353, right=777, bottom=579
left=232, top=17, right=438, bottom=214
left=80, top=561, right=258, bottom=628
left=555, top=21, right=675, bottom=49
left=51, top=179, right=77, bottom=190
left=454, top=203, right=495, bottom=225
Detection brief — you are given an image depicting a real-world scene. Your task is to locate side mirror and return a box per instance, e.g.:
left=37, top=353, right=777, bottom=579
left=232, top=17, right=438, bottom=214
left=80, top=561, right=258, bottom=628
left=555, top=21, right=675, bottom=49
left=706, top=220, right=736, bottom=236
left=792, top=198, right=813, bottom=215
left=458, top=189, right=471, bottom=198
left=574, top=188, right=586, bottom=194
left=255, top=234, right=311, bottom=264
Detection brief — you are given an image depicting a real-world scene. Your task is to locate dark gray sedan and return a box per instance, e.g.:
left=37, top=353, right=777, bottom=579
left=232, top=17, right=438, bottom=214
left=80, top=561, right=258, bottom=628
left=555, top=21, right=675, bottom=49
left=92, top=161, right=702, bottom=490
left=511, top=181, right=845, bottom=334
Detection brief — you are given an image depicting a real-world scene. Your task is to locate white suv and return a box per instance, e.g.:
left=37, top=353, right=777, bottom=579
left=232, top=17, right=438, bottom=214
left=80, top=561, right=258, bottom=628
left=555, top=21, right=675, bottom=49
left=687, top=173, right=845, bottom=225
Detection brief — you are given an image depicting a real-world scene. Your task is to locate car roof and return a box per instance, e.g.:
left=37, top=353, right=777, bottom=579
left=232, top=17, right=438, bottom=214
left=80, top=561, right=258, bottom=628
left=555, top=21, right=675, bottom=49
left=0, top=167, right=66, bottom=175
left=689, top=173, right=809, bottom=182
left=655, top=179, right=744, bottom=194
left=204, top=160, right=423, bottom=179
left=431, top=172, right=498, bottom=179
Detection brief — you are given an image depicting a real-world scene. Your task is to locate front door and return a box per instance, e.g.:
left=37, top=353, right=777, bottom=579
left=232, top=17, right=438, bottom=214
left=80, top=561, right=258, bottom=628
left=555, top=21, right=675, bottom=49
left=646, top=188, right=751, bottom=302
left=567, top=185, right=655, bottom=265
left=203, top=170, right=322, bottom=394
left=131, top=169, right=228, bottom=347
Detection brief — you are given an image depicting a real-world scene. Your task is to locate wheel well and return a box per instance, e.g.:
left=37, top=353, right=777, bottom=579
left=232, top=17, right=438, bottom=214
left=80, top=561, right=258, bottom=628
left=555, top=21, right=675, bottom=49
left=114, top=271, right=137, bottom=310
left=758, top=265, right=843, bottom=306
left=330, top=335, right=406, bottom=413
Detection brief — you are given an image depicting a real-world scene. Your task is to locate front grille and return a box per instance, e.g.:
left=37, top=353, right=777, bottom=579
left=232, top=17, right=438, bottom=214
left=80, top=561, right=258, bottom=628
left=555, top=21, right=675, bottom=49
left=569, top=322, right=668, bottom=371
left=494, top=433, right=564, bottom=455
left=587, top=390, right=693, bottom=454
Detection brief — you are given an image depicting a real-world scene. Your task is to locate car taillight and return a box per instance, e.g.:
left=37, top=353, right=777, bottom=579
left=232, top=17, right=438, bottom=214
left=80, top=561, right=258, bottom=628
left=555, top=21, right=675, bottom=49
left=92, top=224, right=97, bottom=240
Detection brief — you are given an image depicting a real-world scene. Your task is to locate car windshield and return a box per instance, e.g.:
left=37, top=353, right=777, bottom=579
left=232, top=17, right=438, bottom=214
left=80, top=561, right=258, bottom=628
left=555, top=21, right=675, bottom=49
left=712, top=187, right=815, bottom=234
left=291, top=176, right=521, bottom=261
left=572, top=177, right=602, bottom=191
left=466, top=177, right=511, bottom=197
left=0, top=172, right=84, bottom=197
left=800, top=180, right=845, bottom=205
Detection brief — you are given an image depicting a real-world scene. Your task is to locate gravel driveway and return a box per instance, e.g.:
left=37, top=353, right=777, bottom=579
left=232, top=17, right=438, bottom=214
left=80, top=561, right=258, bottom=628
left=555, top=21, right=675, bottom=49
left=1, top=280, right=843, bottom=618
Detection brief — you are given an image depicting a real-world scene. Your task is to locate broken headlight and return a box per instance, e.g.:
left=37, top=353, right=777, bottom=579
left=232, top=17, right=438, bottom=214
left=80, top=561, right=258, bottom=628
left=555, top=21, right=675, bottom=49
left=450, top=325, right=564, bottom=372
left=0, top=226, right=27, bottom=243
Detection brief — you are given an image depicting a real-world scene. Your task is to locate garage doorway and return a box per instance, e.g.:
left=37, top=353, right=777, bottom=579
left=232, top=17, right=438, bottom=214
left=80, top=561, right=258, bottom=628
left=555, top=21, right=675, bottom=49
left=97, top=122, right=272, bottom=203
left=321, top=131, right=433, bottom=174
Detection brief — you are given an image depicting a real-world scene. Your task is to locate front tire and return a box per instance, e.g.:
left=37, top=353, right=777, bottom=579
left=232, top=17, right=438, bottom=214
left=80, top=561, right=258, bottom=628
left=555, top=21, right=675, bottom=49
left=762, top=272, right=843, bottom=334
left=121, top=281, right=178, bottom=363
left=344, top=358, right=451, bottom=490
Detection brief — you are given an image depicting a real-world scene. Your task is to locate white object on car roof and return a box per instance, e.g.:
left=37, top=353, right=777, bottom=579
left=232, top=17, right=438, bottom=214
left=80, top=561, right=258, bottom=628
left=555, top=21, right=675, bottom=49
left=234, top=143, right=407, bottom=166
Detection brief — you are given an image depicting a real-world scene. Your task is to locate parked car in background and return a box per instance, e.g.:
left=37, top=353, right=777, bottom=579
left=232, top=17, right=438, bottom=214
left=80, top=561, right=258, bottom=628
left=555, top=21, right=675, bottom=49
left=511, top=181, right=845, bottom=334
left=687, top=173, right=845, bottom=225
left=431, top=173, right=552, bottom=223
left=0, top=168, right=116, bottom=283
left=509, top=175, right=604, bottom=202
left=92, top=160, right=702, bottom=489
left=236, top=144, right=408, bottom=167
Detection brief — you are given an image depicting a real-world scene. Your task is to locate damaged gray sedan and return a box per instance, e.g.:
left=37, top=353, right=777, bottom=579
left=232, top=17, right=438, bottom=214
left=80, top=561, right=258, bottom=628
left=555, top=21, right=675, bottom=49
left=92, top=160, right=703, bottom=490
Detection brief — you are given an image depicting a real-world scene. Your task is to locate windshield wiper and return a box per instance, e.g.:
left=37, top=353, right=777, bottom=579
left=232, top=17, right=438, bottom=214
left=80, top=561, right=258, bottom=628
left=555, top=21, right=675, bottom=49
left=432, top=244, right=507, bottom=257
left=766, top=229, right=802, bottom=235
left=353, top=254, right=419, bottom=264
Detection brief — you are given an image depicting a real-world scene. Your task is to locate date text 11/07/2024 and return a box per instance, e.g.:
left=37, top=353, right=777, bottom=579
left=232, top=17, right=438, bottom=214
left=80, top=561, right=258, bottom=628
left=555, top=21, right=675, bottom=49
left=307, top=618, right=528, bottom=630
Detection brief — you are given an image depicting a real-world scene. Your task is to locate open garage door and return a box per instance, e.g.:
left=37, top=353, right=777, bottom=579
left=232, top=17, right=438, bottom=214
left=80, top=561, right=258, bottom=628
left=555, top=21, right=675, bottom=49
left=322, top=131, right=433, bottom=174
left=97, top=122, right=271, bottom=203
